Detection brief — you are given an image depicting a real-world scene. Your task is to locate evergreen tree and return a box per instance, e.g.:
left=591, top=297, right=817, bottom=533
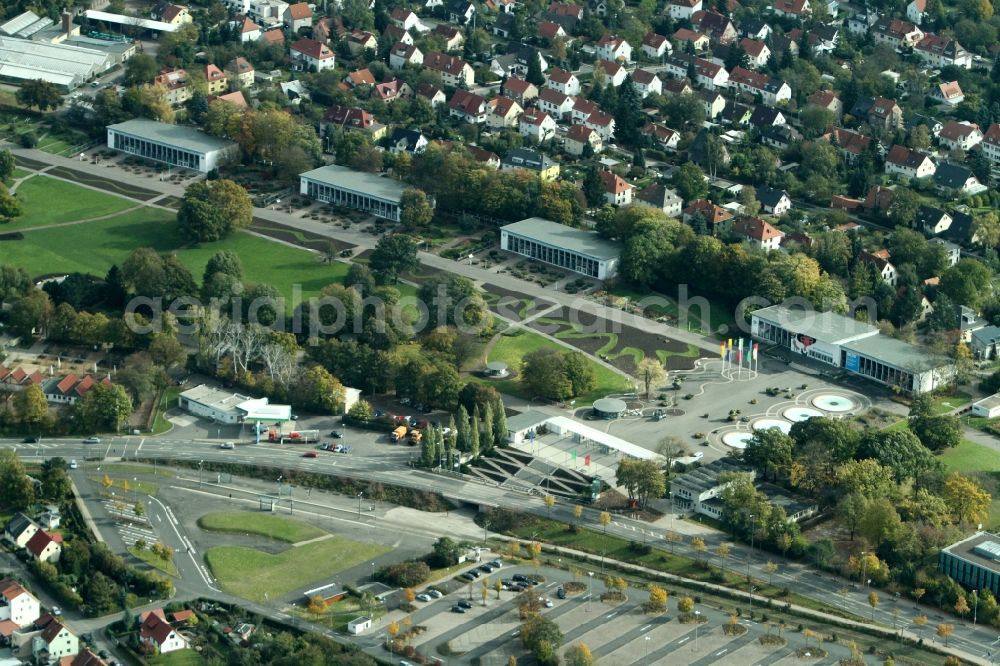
left=470, top=405, right=481, bottom=458
left=526, top=51, right=545, bottom=86
left=421, top=430, right=435, bottom=467
left=456, top=405, right=471, bottom=452
left=724, top=43, right=748, bottom=70
left=582, top=165, right=605, bottom=207
left=491, top=398, right=508, bottom=448
left=481, top=402, right=495, bottom=453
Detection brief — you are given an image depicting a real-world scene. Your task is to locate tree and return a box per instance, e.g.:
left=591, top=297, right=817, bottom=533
left=715, top=542, right=731, bottom=571
left=399, top=188, right=434, bottom=229
left=370, top=234, right=419, bottom=284
left=743, top=428, right=794, bottom=480
left=0, top=184, right=20, bottom=224
left=543, top=494, right=555, bottom=517
left=521, top=614, right=564, bottom=653
left=856, top=429, right=937, bottom=483
left=15, top=384, right=49, bottom=427
left=291, top=366, right=346, bottom=414
left=177, top=179, right=252, bottom=242
left=954, top=595, right=970, bottom=618
left=525, top=51, right=545, bottom=85
left=520, top=348, right=572, bottom=400
left=942, top=473, right=991, bottom=525
left=77, top=384, right=133, bottom=432
left=16, top=79, right=61, bottom=111
left=0, top=149, right=14, bottom=182
left=124, top=53, right=158, bottom=85
left=837, top=493, right=868, bottom=541
left=939, top=258, right=993, bottom=309
left=0, top=449, right=34, bottom=510
left=644, top=585, right=668, bottom=614
left=565, top=642, right=595, bottom=666
left=867, top=591, right=879, bottom=620
left=203, top=250, right=243, bottom=284
left=9, top=289, right=53, bottom=338
left=637, top=358, right=666, bottom=398
left=887, top=187, right=920, bottom=226
left=690, top=537, right=707, bottom=564
left=582, top=165, right=605, bottom=208
left=673, top=162, right=708, bottom=203
left=936, top=623, right=954, bottom=646
left=658, top=436, right=688, bottom=472
left=615, top=75, right=643, bottom=146
left=598, top=511, right=611, bottom=533
left=677, top=596, right=694, bottom=613
left=41, top=459, right=71, bottom=501
left=909, top=412, right=962, bottom=452
left=573, top=504, right=583, bottom=524
left=615, top=458, right=665, bottom=509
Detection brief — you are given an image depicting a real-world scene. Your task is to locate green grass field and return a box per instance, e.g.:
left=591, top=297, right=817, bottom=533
left=198, top=511, right=327, bottom=543
left=938, top=438, right=1000, bottom=472
left=205, top=537, right=390, bottom=603
left=151, top=387, right=182, bottom=435
left=128, top=544, right=179, bottom=577
left=607, top=283, right=737, bottom=339
left=12, top=175, right=134, bottom=229
left=478, top=329, right=631, bottom=403
left=148, top=650, right=204, bottom=666
left=925, top=390, right=972, bottom=415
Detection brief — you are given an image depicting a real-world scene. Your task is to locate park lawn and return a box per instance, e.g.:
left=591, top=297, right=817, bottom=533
left=607, top=283, right=736, bottom=339
left=206, top=537, right=390, bottom=603
left=479, top=329, right=631, bottom=403
left=925, top=390, right=972, bottom=415
left=12, top=175, right=134, bottom=229
left=104, top=463, right=175, bottom=479
left=198, top=511, right=327, bottom=543
left=151, top=387, right=183, bottom=435
left=128, top=545, right=179, bottom=577
left=938, top=438, right=1000, bottom=472
left=148, top=650, right=205, bottom=666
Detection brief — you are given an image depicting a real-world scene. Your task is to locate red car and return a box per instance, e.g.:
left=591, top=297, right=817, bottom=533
left=302, top=451, right=318, bottom=458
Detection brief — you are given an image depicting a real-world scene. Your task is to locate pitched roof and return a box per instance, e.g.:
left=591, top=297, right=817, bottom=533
left=291, top=38, right=332, bottom=60
left=832, top=127, right=871, bottom=155
left=345, top=68, right=375, bottom=86
left=632, top=68, right=659, bottom=85
left=599, top=171, right=634, bottom=194
left=5, top=513, right=35, bottom=538
left=733, top=216, right=783, bottom=241
left=69, top=649, right=108, bottom=666
left=448, top=89, right=486, bottom=114
left=262, top=28, right=284, bottom=44
left=56, top=374, right=78, bottom=394
left=643, top=32, right=668, bottom=48
left=40, top=618, right=68, bottom=644
left=674, top=27, right=708, bottom=43
left=537, top=87, right=570, bottom=105
left=424, top=51, right=470, bottom=76
left=489, top=96, right=521, bottom=116
left=240, top=16, right=260, bottom=33
left=741, top=37, right=767, bottom=57
left=886, top=144, right=931, bottom=168
left=566, top=124, right=597, bottom=142
left=215, top=90, right=248, bottom=108
left=226, top=56, right=254, bottom=75
left=637, top=183, right=681, bottom=208
left=773, top=0, right=808, bottom=13
left=504, top=77, right=535, bottom=94
left=547, top=67, right=576, bottom=84
left=538, top=20, right=565, bottom=40
left=140, top=609, right=176, bottom=646
left=0, top=578, right=29, bottom=602
left=755, top=186, right=790, bottom=207
left=934, top=162, right=975, bottom=189
left=26, top=529, right=57, bottom=557
left=985, top=123, right=1000, bottom=145
left=939, top=121, right=979, bottom=141
left=683, top=199, right=732, bottom=224
left=519, top=109, right=553, bottom=126
left=287, top=2, right=312, bottom=19
left=937, top=80, right=963, bottom=101
left=808, top=89, right=838, bottom=108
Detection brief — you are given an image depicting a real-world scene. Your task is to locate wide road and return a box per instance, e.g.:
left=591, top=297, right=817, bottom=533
left=2, top=435, right=995, bottom=664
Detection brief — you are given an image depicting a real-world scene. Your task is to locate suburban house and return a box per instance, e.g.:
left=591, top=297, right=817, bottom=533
left=225, top=57, right=255, bottom=89
left=0, top=579, right=40, bottom=628
left=153, top=68, right=191, bottom=105
left=830, top=127, right=873, bottom=162
left=663, top=54, right=728, bottom=89
left=747, top=106, right=786, bottom=128
left=859, top=249, right=897, bottom=286
left=673, top=28, right=710, bottom=51
left=416, top=83, right=446, bottom=107
left=345, top=30, right=377, bottom=54
left=139, top=609, right=189, bottom=655
left=387, top=128, right=428, bottom=154
left=807, top=89, right=842, bottom=118
left=635, top=183, right=683, bottom=216
left=915, top=34, right=971, bottom=68
left=389, top=8, right=424, bottom=31
left=732, top=216, right=784, bottom=251
left=584, top=111, right=616, bottom=140
left=289, top=37, right=335, bottom=71
left=373, top=79, right=412, bottom=104
left=668, top=0, right=703, bottom=19
left=537, top=21, right=568, bottom=42
left=13, top=616, right=78, bottom=662
left=25, top=530, right=61, bottom=563
left=343, top=68, right=375, bottom=89
left=433, top=24, right=465, bottom=50
left=741, top=38, right=771, bottom=67
left=564, top=124, right=602, bottom=155
left=203, top=64, right=228, bottom=95
left=501, top=148, right=560, bottom=180
left=756, top=187, right=792, bottom=215
left=872, top=16, right=923, bottom=47
left=631, top=69, right=661, bottom=97
left=423, top=52, right=474, bottom=87
left=772, top=0, right=810, bottom=18
left=932, top=81, right=965, bottom=106
left=383, top=24, right=414, bottom=46
left=157, top=3, right=192, bottom=24
left=641, top=123, right=680, bottom=151
left=594, top=59, right=627, bottom=87
left=4, top=514, right=38, bottom=549
left=937, top=121, right=981, bottom=151
left=503, top=77, right=539, bottom=103
left=322, top=105, right=386, bottom=139
left=641, top=32, right=671, bottom=59
left=907, top=0, right=926, bottom=23
left=856, top=96, right=903, bottom=130
left=544, top=67, right=580, bottom=95
left=448, top=89, right=489, bottom=123
left=486, top=96, right=524, bottom=128
left=727, top=67, right=791, bottom=105
left=884, top=145, right=936, bottom=180
left=518, top=109, right=557, bottom=141
left=915, top=205, right=954, bottom=234
left=671, top=458, right=755, bottom=516
left=595, top=33, right=632, bottom=61
left=284, top=2, right=312, bottom=31
left=682, top=199, right=734, bottom=235
left=600, top=171, right=635, bottom=205
left=699, top=90, right=726, bottom=119
left=983, top=123, right=1000, bottom=164
left=389, top=42, right=423, bottom=70
left=448, top=0, right=476, bottom=24
left=691, top=10, right=738, bottom=43
left=934, top=163, right=986, bottom=195
left=761, top=124, right=803, bottom=150
left=236, top=15, right=261, bottom=42
left=536, top=87, right=574, bottom=118
left=571, top=97, right=600, bottom=123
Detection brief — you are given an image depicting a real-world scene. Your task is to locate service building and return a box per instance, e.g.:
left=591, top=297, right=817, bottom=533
left=500, top=218, right=621, bottom=280
left=107, top=119, right=238, bottom=172
left=940, top=532, right=1000, bottom=597
left=751, top=304, right=953, bottom=394
left=178, top=385, right=291, bottom=424
left=299, top=165, right=410, bottom=222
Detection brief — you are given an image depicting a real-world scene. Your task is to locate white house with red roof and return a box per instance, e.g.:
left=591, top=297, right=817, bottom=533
left=159, top=4, right=192, bottom=24
left=668, top=0, right=703, bottom=20
left=728, top=66, right=791, bottom=105
left=884, top=145, right=936, bottom=180
left=641, top=123, right=680, bottom=151
left=938, top=121, right=982, bottom=151
left=932, top=81, right=965, bottom=106
left=236, top=15, right=261, bottom=42
left=740, top=38, right=770, bottom=67
left=139, top=609, right=189, bottom=655
left=983, top=123, right=1000, bottom=164
left=907, top=0, right=926, bottom=23
left=374, top=79, right=412, bottom=104
left=283, top=2, right=312, bottom=31
left=42, top=373, right=111, bottom=405
left=631, top=69, right=661, bottom=97
left=504, top=77, right=539, bottom=103
left=389, top=42, right=423, bottom=70
left=13, top=615, right=78, bottom=662
left=0, top=579, right=40, bottom=629
left=25, top=530, right=61, bottom=564
left=290, top=38, right=335, bottom=71
left=771, top=0, right=810, bottom=17
left=600, top=171, right=634, bottom=205
left=448, top=89, right=489, bottom=123
left=518, top=109, right=557, bottom=141
left=595, top=59, right=627, bottom=87
left=641, top=32, right=671, bottom=59
left=732, top=216, right=784, bottom=251
left=565, top=124, right=602, bottom=155
left=423, top=52, right=474, bottom=87
left=486, top=96, right=524, bottom=128
left=914, top=33, right=971, bottom=68
left=664, top=54, right=728, bottom=89
left=545, top=68, right=580, bottom=95
left=389, top=8, right=425, bottom=31
left=536, top=88, right=574, bottom=119
left=595, top=34, right=632, bottom=62
left=807, top=89, right=842, bottom=118
left=571, top=97, right=600, bottom=123
left=537, top=21, right=568, bottom=42
left=585, top=111, right=616, bottom=140
left=673, top=28, right=710, bottom=51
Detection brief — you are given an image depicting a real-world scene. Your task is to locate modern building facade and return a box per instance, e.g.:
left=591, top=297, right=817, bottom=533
left=940, top=532, right=1000, bottom=596
left=106, top=119, right=237, bottom=172
left=299, top=164, right=411, bottom=222
left=500, top=218, right=621, bottom=279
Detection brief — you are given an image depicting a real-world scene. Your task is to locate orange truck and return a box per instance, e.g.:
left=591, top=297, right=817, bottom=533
left=391, top=426, right=408, bottom=442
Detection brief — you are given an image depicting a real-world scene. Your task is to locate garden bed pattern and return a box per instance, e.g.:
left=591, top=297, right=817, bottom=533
left=481, top=283, right=555, bottom=323
left=249, top=218, right=353, bottom=254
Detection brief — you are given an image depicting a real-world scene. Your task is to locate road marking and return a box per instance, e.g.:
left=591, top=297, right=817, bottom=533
left=677, top=636, right=690, bottom=644
left=640, top=624, right=651, bottom=632
left=136, top=438, right=145, bottom=455
left=715, top=649, right=728, bottom=656
left=606, top=612, right=618, bottom=618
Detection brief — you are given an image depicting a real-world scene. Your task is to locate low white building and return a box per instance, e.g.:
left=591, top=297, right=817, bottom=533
left=972, top=394, right=1000, bottom=418
left=178, top=385, right=292, bottom=424
left=107, top=119, right=238, bottom=172
left=0, top=579, right=40, bottom=629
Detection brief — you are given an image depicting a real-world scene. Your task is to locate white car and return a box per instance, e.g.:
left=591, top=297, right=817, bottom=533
left=220, top=442, right=235, bottom=450
left=84, top=436, right=101, bottom=444
left=427, top=590, right=443, bottom=599
left=415, top=593, right=432, bottom=602
left=69, top=460, right=78, bottom=470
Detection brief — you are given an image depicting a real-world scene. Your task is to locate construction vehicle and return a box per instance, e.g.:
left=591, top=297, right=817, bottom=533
left=269, top=429, right=319, bottom=444
left=409, top=430, right=422, bottom=446
left=391, top=426, right=408, bottom=443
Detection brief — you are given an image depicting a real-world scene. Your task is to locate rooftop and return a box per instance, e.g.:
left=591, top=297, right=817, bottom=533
left=672, top=458, right=753, bottom=495
left=502, top=218, right=621, bottom=261
left=299, top=164, right=408, bottom=202
left=507, top=410, right=550, bottom=433
left=844, top=335, right=952, bottom=373
left=107, top=119, right=237, bottom=154
left=752, top=304, right=879, bottom=345
left=943, top=532, right=1000, bottom=575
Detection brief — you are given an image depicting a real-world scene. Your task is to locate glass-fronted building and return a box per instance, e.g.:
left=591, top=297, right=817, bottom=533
left=106, top=119, right=238, bottom=172
left=299, top=165, right=409, bottom=222
left=500, top=218, right=620, bottom=280
left=940, top=532, right=1000, bottom=597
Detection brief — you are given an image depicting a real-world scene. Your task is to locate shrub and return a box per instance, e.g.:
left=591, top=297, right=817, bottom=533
left=376, top=560, right=431, bottom=587
left=19, top=132, right=37, bottom=148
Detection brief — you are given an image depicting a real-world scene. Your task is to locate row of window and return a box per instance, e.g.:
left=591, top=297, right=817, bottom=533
left=304, top=181, right=401, bottom=221
left=504, top=235, right=602, bottom=278
left=112, top=133, right=202, bottom=170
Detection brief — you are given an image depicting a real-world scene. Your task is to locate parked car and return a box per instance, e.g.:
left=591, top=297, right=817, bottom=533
left=302, top=451, right=318, bottom=458
left=330, top=431, right=344, bottom=438
left=461, top=573, right=476, bottom=582
left=479, top=564, right=495, bottom=573
left=427, top=589, right=443, bottom=599
left=556, top=587, right=566, bottom=599
left=22, top=436, right=38, bottom=443
left=450, top=605, right=466, bottom=613
left=457, top=599, right=473, bottom=609
left=489, top=559, right=502, bottom=568
left=543, top=598, right=554, bottom=608
left=84, top=436, right=101, bottom=444
left=69, top=460, right=78, bottom=470
left=512, top=574, right=528, bottom=582
left=415, top=593, right=432, bottom=602
left=220, top=442, right=235, bottom=450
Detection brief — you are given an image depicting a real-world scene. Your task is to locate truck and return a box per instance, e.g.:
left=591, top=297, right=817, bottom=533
left=408, top=430, right=422, bottom=446
left=391, top=426, right=408, bottom=443
left=270, top=429, right=320, bottom=444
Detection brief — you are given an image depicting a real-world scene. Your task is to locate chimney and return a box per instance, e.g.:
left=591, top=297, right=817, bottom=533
left=62, top=8, right=71, bottom=36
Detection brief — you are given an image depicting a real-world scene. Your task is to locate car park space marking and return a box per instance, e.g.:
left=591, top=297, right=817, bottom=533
left=606, top=611, right=618, bottom=618
left=716, top=649, right=728, bottom=656
left=677, top=636, right=690, bottom=644
left=640, top=625, right=652, bottom=632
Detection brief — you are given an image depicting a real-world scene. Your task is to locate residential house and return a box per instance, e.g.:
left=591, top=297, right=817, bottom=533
left=466, top=145, right=501, bottom=169
left=727, top=67, right=791, bottom=105
left=854, top=96, right=903, bottom=131
left=747, top=106, right=786, bottom=128
left=807, top=89, right=842, bottom=119
left=448, top=0, right=476, bottom=24
left=504, top=77, right=539, bottom=104
left=546, top=1, right=585, bottom=18
left=284, top=2, right=312, bottom=31
left=158, top=4, right=192, bottom=24
left=933, top=81, right=965, bottom=106
left=484, top=0, right=515, bottom=12
left=600, top=171, right=634, bottom=205
left=153, top=68, right=191, bottom=105
left=346, top=30, right=377, bottom=55
left=389, top=42, right=422, bottom=69
left=943, top=211, right=981, bottom=245
left=740, top=38, right=770, bottom=67
left=906, top=113, right=943, bottom=137
left=448, top=89, right=488, bottom=123
left=872, top=17, right=923, bottom=48
left=631, top=69, right=661, bottom=97
left=290, top=38, right=335, bottom=71
left=389, top=8, right=424, bottom=31
left=501, top=148, right=560, bottom=180
left=374, top=79, right=412, bottom=104
left=596, top=33, right=632, bottom=61
left=934, top=163, right=986, bottom=195
left=261, top=28, right=284, bottom=44
left=635, top=183, right=682, bottom=216
left=859, top=249, right=897, bottom=286
left=930, top=237, right=962, bottom=266
left=225, top=57, right=254, bottom=89
left=831, top=127, right=873, bottom=162
left=139, top=609, right=189, bottom=655
left=383, top=24, right=413, bottom=46
left=417, top=83, right=446, bottom=107
left=14, top=616, right=78, bottom=662
left=769, top=33, right=799, bottom=58
left=518, top=109, right=557, bottom=141
left=884, top=144, right=936, bottom=180
left=387, top=128, right=428, bottom=154
left=0, top=579, right=40, bottom=628
left=544, top=67, right=580, bottom=95
left=721, top=101, right=754, bottom=126
left=772, top=0, right=810, bottom=18
left=641, top=123, right=680, bottom=151
left=938, top=121, right=982, bottom=151
left=699, top=89, right=725, bottom=119
left=25, top=530, right=60, bottom=564
left=236, top=15, right=261, bottom=42
left=915, top=34, right=972, bottom=68
left=915, top=205, right=953, bottom=234
left=536, top=88, right=574, bottom=119
left=983, top=123, right=1000, bottom=164
left=663, top=54, right=728, bottom=89
left=732, top=216, right=784, bottom=251
left=564, top=124, right=602, bottom=155
left=971, top=325, right=1000, bottom=359
left=323, top=105, right=386, bottom=139
left=756, top=186, right=792, bottom=215
left=433, top=24, right=465, bottom=50
left=571, top=97, right=600, bottom=123
left=641, top=32, right=671, bottom=59
left=537, top=21, right=568, bottom=42
left=585, top=111, right=616, bottom=140
left=760, top=124, right=803, bottom=150
left=595, top=59, right=627, bottom=87
left=313, top=16, right=332, bottom=42
left=741, top=17, right=772, bottom=40
left=424, top=52, right=474, bottom=87
left=486, top=96, right=523, bottom=128
left=907, top=0, right=926, bottom=23
left=673, top=28, right=710, bottom=52
left=691, top=10, right=737, bottom=44
left=864, top=185, right=895, bottom=215
left=682, top=199, right=734, bottom=235
left=668, top=0, right=703, bottom=20
left=343, top=68, right=375, bottom=89
left=5, top=514, right=38, bottom=549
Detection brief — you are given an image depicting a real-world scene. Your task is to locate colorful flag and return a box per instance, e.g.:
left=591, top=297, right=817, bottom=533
left=753, top=343, right=759, bottom=360
left=736, top=350, right=742, bottom=364
left=572, top=449, right=577, bottom=461
left=584, top=454, right=591, bottom=466
left=719, top=342, right=725, bottom=358
left=727, top=338, right=733, bottom=350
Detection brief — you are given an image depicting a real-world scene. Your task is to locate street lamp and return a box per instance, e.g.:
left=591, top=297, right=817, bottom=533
left=468, top=253, right=474, bottom=266
left=198, top=460, right=204, bottom=487
left=694, top=610, right=702, bottom=650
left=586, top=571, right=594, bottom=612
left=276, top=475, right=283, bottom=498
left=974, top=589, right=980, bottom=625
left=357, top=491, right=363, bottom=518
left=748, top=513, right=755, bottom=617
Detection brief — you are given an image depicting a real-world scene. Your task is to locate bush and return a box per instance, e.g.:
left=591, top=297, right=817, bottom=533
left=377, top=560, right=430, bottom=587
left=19, top=132, right=37, bottom=148
left=628, top=542, right=652, bottom=556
